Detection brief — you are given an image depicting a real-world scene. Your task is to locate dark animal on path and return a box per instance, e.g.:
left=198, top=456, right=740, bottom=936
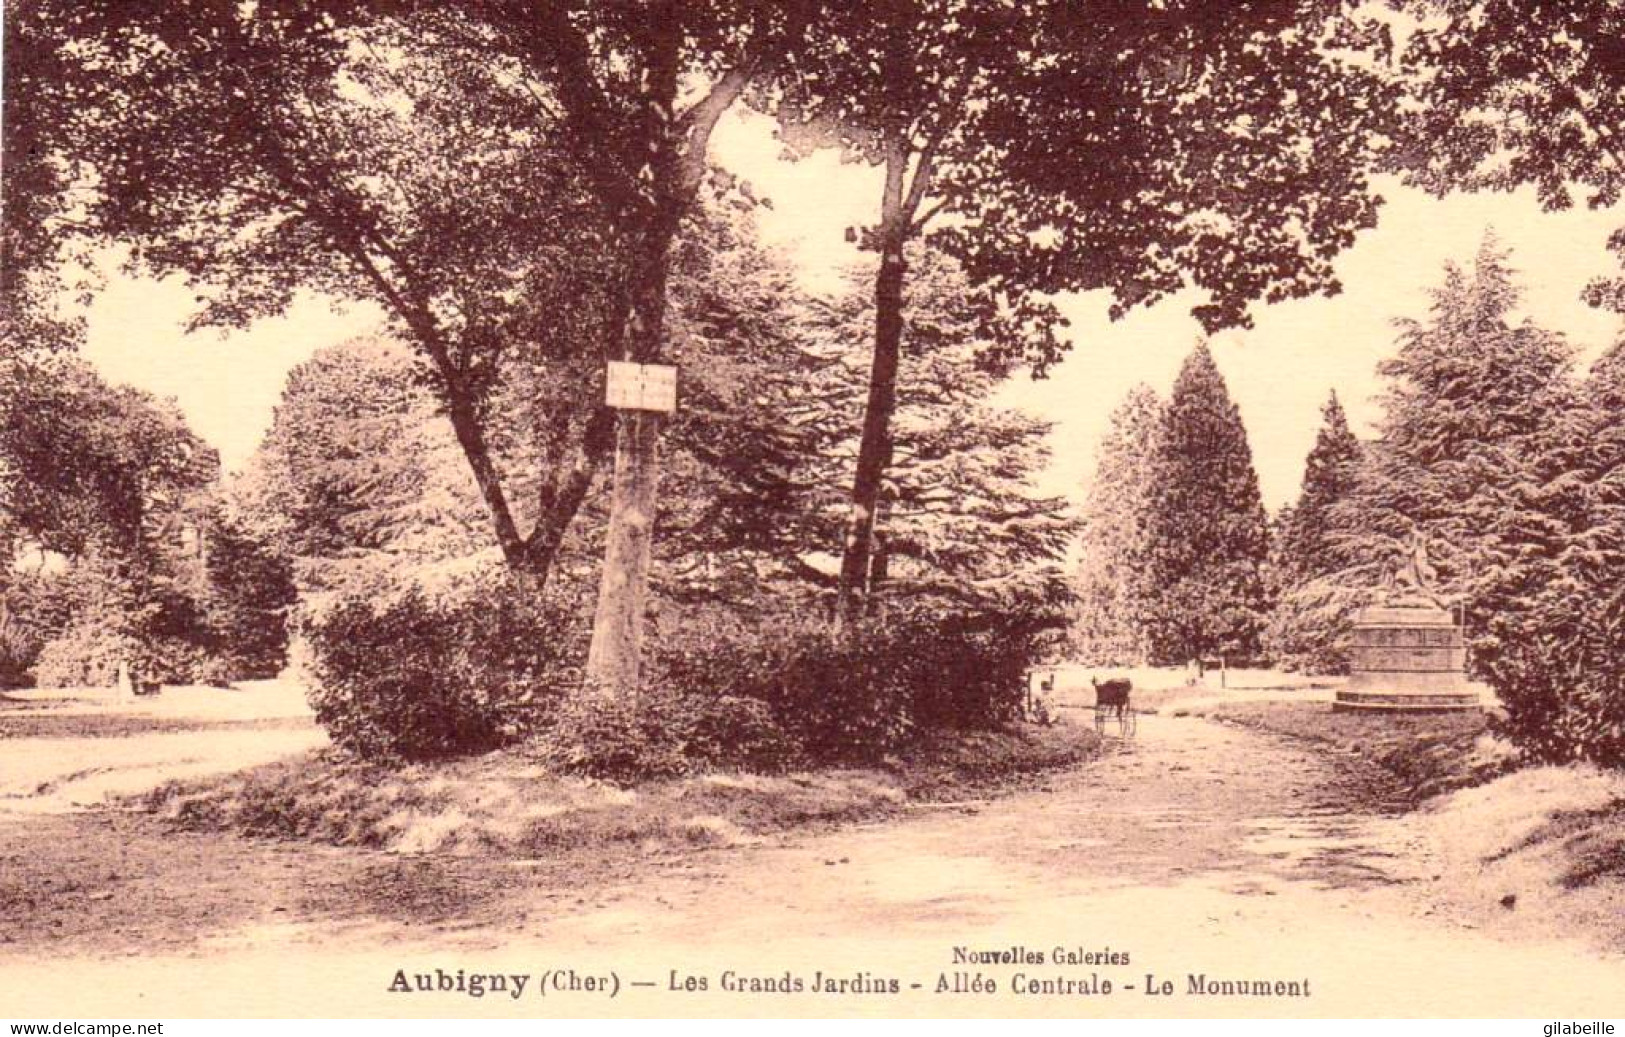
left=1091, top=676, right=1133, bottom=721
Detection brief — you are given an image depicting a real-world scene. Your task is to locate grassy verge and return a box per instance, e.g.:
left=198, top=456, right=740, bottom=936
left=138, top=721, right=1101, bottom=857
left=1190, top=699, right=1625, bottom=952
left=1413, top=765, right=1625, bottom=953
left=1, top=713, right=314, bottom=740
left=1193, top=700, right=1515, bottom=801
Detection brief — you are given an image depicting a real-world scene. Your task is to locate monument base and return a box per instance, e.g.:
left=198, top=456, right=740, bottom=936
left=1339, top=603, right=1481, bottom=713
left=1333, top=688, right=1482, bottom=713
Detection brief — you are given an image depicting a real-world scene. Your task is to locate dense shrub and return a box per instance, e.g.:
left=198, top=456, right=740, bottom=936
left=32, top=623, right=138, bottom=688
left=0, top=589, right=50, bottom=687
left=1480, top=580, right=1625, bottom=769
left=306, top=571, right=588, bottom=761
left=195, top=655, right=240, bottom=688
left=32, top=624, right=208, bottom=688
left=536, top=681, right=795, bottom=782
left=535, top=687, right=688, bottom=782
left=307, top=568, right=1052, bottom=774
left=134, top=636, right=210, bottom=685
left=0, top=625, right=33, bottom=688
left=648, top=603, right=1048, bottom=766
left=14, top=550, right=219, bottom=689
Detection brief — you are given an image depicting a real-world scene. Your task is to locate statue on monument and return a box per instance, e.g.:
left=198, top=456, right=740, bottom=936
left=1383, top=526, right=1447, bottom=608
left=1340, top=525, right=1477, bottom=713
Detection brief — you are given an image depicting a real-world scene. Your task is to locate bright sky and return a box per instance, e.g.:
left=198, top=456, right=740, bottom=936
left=77, top=107, right=1625, bottom=512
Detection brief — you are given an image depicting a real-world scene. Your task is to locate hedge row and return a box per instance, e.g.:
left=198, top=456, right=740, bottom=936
left=305, top=572, right=1054, bottom=777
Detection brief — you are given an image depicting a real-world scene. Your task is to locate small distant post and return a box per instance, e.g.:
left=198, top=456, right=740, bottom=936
left=116, top=659, right=135, bottom=703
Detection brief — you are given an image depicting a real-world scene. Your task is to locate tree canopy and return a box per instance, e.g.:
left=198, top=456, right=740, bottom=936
left=766, top=0, right=1393, bottom=618
left=0, top=355, right=219, bottom=560
left=1388, top=1, right=1625, bottom=313
left=790, top=250, right=1078, bottom=615
left=1329, top=234, right=1579, bottom=599
left=1276, top=391, right=1363, bottom=588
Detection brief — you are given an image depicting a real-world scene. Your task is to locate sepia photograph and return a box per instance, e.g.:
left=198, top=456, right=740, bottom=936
left=2, top=0, right=1624, bottom=1023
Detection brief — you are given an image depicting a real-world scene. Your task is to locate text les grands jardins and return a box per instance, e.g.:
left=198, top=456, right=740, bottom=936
left=386, top=944, right=1313, bottom=1001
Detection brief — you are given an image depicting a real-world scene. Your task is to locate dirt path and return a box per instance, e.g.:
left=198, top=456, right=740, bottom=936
left=1, top=681, right=324, bottom=813
left=3, top=712, right=1623, bottom=1017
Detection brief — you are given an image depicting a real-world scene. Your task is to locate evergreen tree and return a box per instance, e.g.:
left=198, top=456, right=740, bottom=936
left=233, top=205, right=825, bottom=604
left=1473, top=339, right=1625, bottom=766
left=1318, top=236, right=1620, bottom=761
left=1277, top=393, right=1362, bottom=586
left=1070, top=385, right=1162, bottom=665
left=1142, top=343, right=1272, bottom=666
left=1264, top=392, right=1365, bottom=673
left=1330, top=235, right=1578, bottom=612
left=789, top=250, right=1079, bottom=616
left=231, top=336, right=494, bottom=596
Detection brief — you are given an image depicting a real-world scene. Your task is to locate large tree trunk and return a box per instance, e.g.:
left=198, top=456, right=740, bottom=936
left=837, top=143, right=910, bottom=624
left=580, top=36, right=755, bottom=694
left=585, top=232, right=675, bottom=694
left=585, top=407, right=663, bottom=689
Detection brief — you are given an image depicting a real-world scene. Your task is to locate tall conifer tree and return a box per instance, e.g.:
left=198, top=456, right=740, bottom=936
left=1277, top=393, right=1362, bottom=586
left=1264, top=391, right=1364, bottom=672
left=1071, top=385, right=1162, bottom=665
left=1331, top=235, right=1577, bottom=602
left=1463, top=335, right=1622, bottom=765
left=1142, top=343, right=1271, bottom=665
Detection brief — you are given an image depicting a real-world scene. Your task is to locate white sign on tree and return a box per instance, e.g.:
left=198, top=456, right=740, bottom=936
left=604, top=361, right=677, bottom=413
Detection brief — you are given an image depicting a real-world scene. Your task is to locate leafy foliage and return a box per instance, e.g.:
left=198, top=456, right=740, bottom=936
left=0, top=356, right=277, bottom=688
left=648, top=601, right=1050, bottom=767
left=768, top=0, right=1391, bottom=614
left=0, top=0, right=87, bottom=358
left=27, top=550, right=209, bottom=689
left=200, top=509, right=299, bottom=680
left=13, top=1, right=627, bottom=583
left=785, top=252, right=1079, bottom=613
left=948, top=0, right=1395, bottom=343
left=1288, top=238, right=1625, bottom=764
left=1275, top=393, right=1364, bottom=587
left=232, top=204, right=825, bottom=601
left=305, top=566, right=1048, bottom=772
left=1141, top=343, right=1273, bottom=664
left=1485, top=579, right=1625, bottom=768
left=537, top=682, right=792, bottom=784
left=239, top=235, right=1072, bottom=620
left=1387, top=1, right=1625, bottom=313
left=1, top=356, right=219, bottom=559
left=306, top=572, right=591, bottom=761
left=1262, top=577, right=1367, bottom=677
left=1469, top=339, right=1625, bottom=767
left=231, top=336, right=493, bottom=594
left=1296, top=4, right=1625, bottom=764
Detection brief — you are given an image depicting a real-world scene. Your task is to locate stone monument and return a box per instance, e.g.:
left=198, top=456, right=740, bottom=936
left=1334, top=530, right=1481, bottom=713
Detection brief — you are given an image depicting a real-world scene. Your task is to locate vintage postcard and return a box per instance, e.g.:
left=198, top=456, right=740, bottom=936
left=3, top=0, right=1624, bottom=1022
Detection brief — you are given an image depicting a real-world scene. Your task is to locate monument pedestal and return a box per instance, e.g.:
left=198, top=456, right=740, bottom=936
left=1335, top=604, right=1481, bottom=713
